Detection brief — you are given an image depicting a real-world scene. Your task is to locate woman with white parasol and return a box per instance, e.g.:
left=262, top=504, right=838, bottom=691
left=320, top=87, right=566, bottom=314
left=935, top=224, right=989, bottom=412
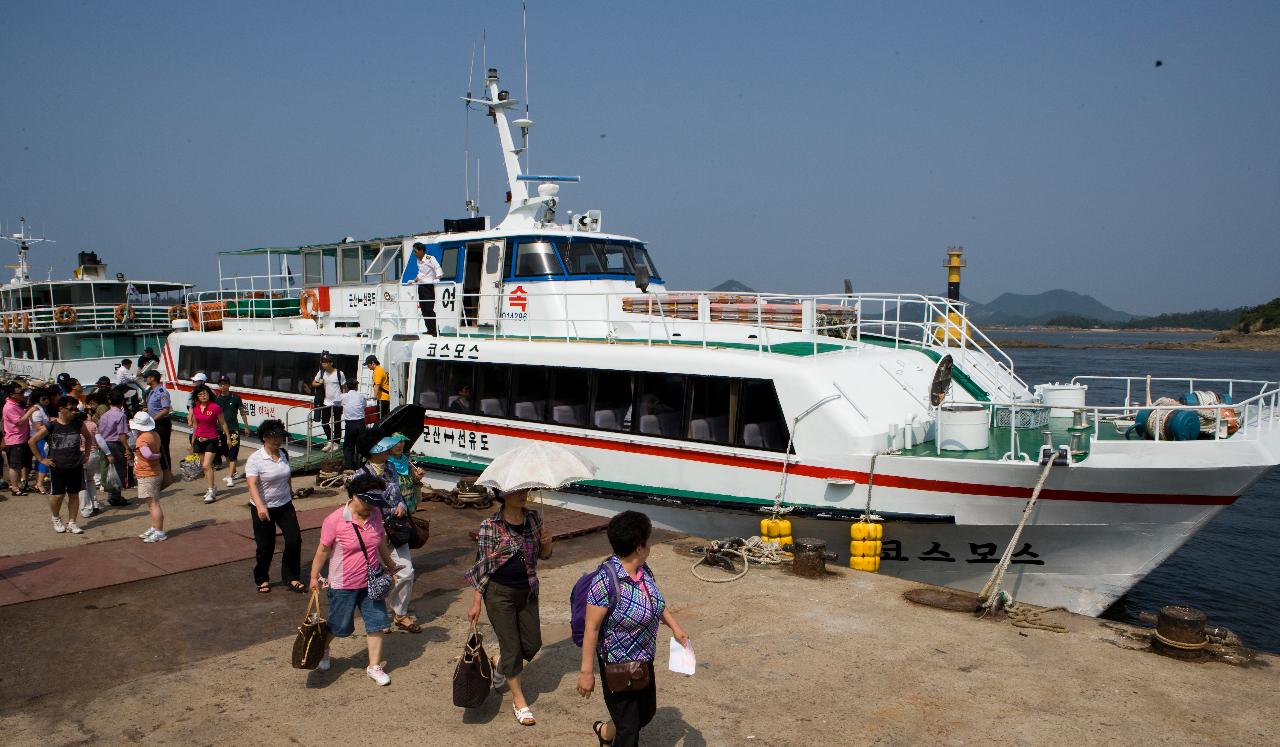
left=463, top=443, right=595, bottom=728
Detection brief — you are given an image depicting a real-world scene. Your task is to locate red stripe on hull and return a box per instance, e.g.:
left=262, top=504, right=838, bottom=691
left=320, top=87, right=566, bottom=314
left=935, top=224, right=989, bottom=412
left=424, top=414, right=1234, bottom=506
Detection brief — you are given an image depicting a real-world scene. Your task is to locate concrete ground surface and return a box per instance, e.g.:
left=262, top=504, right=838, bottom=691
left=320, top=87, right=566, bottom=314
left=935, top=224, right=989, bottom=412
left=2, top=522, right=1276, bottom=746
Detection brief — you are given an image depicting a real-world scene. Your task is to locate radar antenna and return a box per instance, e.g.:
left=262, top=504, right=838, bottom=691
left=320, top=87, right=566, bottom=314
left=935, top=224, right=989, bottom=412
left=0, top=217, right=55, bottom=285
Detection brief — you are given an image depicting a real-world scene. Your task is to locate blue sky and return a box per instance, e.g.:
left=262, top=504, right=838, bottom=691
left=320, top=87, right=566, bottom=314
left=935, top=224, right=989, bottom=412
left=1, top=1, right=1277, bottom=315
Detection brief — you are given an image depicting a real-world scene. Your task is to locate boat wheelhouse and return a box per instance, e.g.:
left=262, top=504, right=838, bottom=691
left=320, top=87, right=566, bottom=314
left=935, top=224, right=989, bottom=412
left=0, top=222, right=191, bottom=384
left=164, top=67, right=1280, bottom=616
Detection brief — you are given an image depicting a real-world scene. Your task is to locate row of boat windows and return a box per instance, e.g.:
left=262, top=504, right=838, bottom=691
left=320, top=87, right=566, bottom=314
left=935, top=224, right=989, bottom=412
left=0, top=285, right=187, bottom=311
left=415, top=360, right=789, bottom=452
left=435, top=239, right=661, bottom=281
left=177, top=347, right=359, bottom=394
left=2, top=334, right=165, bottom=361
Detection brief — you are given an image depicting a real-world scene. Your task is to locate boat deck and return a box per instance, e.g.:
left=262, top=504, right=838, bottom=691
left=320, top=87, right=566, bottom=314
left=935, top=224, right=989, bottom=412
left=898, top=420, right=1133, bottom=461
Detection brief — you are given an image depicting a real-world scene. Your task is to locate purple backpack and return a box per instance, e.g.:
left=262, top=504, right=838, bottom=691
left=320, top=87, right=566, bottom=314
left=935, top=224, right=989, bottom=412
left=570, top=561, right=618, bottom=647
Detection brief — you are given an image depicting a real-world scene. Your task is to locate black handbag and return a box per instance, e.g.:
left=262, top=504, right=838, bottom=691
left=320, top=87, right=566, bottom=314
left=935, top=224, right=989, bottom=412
left=291, top=588, right=333, bottom=670
left=408, top=515, right=430, bottom=550
left=384, top=513, right=416, bottom=548
left=452, top=623, right=493, bottom=708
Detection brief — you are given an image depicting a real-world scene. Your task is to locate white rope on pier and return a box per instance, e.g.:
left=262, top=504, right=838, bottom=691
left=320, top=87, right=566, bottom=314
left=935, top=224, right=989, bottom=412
left=977, top=458, right=1056, bottom=614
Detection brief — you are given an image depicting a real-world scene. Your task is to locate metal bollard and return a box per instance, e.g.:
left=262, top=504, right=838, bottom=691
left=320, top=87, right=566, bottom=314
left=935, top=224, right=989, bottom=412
left=1151, top=605, right=1208, bottom=660
left=786, top=537, right=837, bottom=577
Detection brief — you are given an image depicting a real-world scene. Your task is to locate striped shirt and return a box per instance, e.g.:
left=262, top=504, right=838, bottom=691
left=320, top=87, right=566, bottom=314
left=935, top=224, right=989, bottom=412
left=464, top=508, right=544, bottom=597
left=587, top=556, right=666, bottom=663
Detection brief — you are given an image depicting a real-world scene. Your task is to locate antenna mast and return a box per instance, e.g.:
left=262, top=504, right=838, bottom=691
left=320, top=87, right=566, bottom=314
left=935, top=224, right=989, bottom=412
left=522, top=0, right=531, bottom=172
left=0, top=217, right=55, bottom=285
left=464, top=42, right=478, bottom=217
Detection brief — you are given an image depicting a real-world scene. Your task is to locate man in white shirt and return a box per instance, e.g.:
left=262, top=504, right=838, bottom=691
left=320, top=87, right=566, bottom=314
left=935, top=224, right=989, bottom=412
left=409, top=242, right=443, bottom=336
left=309, top=355, right=346, bottom=452
left=114, top=358, right=136, bottom=386
left=338, top=380, right=368, bottom=469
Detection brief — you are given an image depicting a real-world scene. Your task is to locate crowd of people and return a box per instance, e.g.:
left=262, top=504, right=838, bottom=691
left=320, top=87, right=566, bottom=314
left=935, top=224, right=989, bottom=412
left=2, top=349, right=686, bottom=744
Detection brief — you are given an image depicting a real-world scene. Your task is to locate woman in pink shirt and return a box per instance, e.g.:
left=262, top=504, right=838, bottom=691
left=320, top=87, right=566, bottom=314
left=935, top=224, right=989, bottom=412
left=308, top=472, right=402, bottom=686
left=189, top=385, right=231, bottom=504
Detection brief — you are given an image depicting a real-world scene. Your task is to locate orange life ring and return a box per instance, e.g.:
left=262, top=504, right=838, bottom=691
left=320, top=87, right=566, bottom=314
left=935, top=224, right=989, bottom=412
left=1219, top=407, right=1240, bottom=435
left=187, top=301, right=224, bottom=331
left=300, top=289, right=320, bottom=319
left=114, top=304, right=136, bottom=323
left=54, top=305, right=77, bottom=324
left=1, top=314, right=9, bottom=333
left=19, top=312, right=30, bottom=332
left=167, top=304, right=184, bottom=321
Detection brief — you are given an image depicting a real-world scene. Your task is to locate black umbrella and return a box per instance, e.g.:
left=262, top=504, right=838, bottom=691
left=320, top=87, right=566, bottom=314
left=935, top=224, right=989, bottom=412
left=373, top=403, right=426, bottom=447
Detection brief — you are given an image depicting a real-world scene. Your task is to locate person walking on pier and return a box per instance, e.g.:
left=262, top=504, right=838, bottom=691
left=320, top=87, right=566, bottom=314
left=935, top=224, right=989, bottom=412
left=246, top=419, right=303, bottom=593
left=4, top=384, right=36, bottom=496
left=577, top=510, right=691, bottom=747
left=29, top=396, right=92, bottom=535
left=130, top=412, right=167, bottom=542
left=466, top=487, right=553, bottom=727
left=142, top=370, right=173, bottom=484
left=189, top=385, right=231, bottom=504
left=339, top=380, right=367, bottom=471
left=408, top=242, right=442, bottom=336
left=308, top=472, right=402, bottom=686
left=214, top=376, right=248, bottom=485
left=99, top=391, right=131, bottom=507
left=354, top=431, right=420, bottom=633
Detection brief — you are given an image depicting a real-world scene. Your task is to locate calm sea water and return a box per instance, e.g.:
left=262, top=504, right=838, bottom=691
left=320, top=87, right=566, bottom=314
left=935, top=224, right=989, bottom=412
left=999, top=331, right=1280, bottom=653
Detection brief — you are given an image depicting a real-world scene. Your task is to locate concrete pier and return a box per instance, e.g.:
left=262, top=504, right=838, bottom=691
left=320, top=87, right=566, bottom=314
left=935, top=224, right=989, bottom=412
left=0, top=464, right=1275, bottom=745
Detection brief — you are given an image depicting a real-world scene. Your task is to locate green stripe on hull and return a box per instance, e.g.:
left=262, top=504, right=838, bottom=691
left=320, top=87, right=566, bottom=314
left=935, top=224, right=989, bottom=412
left=418, top=455, right=773, bottom=507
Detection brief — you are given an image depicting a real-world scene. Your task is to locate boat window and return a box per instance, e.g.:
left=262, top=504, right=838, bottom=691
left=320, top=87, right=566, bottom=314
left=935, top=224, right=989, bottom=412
left=93, top=284, right=126, bottom=304
left=366, top=243, right=403, bottom=282
left=258, top=351, right=276, bottom=391
left=440, top=246, right=461, bottom=282
left=562, top=242, right=604, bottom=275
left=737, top=379, right=788, bottom=451
left=476, top=364, right=509, bottom=417
left=414, top=359, right=444, bottom=409
left=634, top=373, right=685, bottom=437
left=34, top=337, right=54, bottom=360
left=12, top=337, right=32, bottom=359
left=335, top=354, right=359, bottom=384
left=302, top=250, right=324, bottom=286
left=547, top=367, right=589, bottom=426
left=178, top=347, right=195, bottom=380
left=445, top=363, right=477, bottom=412
left=212, top=349, right=237, bottom=386
left=597, top=243, right=633, bottom=274
left=592, top=370, right=634, bottom=431
left=513, top=241, right=563, bottom=277
left=627, top=245, right=660, bottom=279
left=338, top=246, right=363, bottom=285
left=686, top=376, right=733, bottom=445
left=510, top=365, right=548, bottom=421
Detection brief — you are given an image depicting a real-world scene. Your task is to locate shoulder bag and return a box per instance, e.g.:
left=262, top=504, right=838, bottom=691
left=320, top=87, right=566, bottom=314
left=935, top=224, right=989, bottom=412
left=291, top=587, right=333, bottom=669
left=601, top=563, right=656, bottom=692
left=350, top=521, right=393, bottom=600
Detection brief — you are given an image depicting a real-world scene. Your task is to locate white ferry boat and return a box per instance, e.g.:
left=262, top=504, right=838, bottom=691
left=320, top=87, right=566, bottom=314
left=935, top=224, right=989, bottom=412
left=163, top=67, right=1280, bottom=615
left=0, top=220, right=191, bottom=384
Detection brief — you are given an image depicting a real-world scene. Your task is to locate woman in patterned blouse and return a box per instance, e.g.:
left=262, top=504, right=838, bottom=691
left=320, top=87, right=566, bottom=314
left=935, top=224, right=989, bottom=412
left=464, top=488, right=552, bottom=726
left=577, top=510, right=690, bottom=747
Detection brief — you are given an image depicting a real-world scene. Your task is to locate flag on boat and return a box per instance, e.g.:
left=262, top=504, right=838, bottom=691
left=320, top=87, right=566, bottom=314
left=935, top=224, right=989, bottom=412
left=126, top=283, right=142, bottom=303
left=280, top=256, right=294, bottom=287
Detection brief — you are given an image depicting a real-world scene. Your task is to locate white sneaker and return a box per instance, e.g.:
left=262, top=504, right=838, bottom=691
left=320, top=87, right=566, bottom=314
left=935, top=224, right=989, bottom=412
left=93, top=476, right=102, bottom=488
left=317, top=654, right=332, bottom=672
left=52, top=517, right=66, bottom=533
left=139, top=527, right=157, bottom=539
left=66, top=521, right=84, bottom=535
left=143, top=530, right=168, bottom=543
left=204, top=489, right=216, bottom=504
left=366, top=664, right=390, bottom=686
left=327, top=442, right=340, bottom=453
left=224, top=475, right=235, bottom=488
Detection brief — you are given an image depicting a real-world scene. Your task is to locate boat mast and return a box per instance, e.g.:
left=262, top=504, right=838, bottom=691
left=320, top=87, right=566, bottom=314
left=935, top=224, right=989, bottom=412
left=0, top=217, right=55, bottom=285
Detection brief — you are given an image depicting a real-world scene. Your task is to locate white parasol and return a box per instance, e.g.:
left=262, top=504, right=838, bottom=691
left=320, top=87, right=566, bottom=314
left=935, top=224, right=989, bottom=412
left=474, top=443, right=597, bottom=493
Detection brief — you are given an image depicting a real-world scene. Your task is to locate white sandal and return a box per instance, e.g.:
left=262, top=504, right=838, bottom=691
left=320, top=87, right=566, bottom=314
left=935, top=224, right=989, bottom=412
left=513, top=705, right=536, bottom=726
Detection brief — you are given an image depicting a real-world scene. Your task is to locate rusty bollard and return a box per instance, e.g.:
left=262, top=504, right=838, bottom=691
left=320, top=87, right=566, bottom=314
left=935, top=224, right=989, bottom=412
left=787, top=537, right=835, bottom=578
left=1151, top=605, right=1208, bottom=660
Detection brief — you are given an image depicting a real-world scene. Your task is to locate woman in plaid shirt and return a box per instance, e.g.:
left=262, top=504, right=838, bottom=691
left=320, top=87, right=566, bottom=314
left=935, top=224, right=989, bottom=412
left=465, top=488, right=552, bottom=726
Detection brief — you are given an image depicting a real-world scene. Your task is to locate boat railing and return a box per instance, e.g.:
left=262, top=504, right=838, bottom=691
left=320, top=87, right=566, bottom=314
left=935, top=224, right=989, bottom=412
left=934, top=379, right=1280, bottom=461
left=0, top=302, right=184, bottom=333
left=182, top=284, right=1025, bottom=395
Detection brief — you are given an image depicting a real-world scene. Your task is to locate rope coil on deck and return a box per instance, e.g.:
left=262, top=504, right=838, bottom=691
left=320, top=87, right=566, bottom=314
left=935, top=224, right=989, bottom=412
left=690, top=536, right=785, bottom=583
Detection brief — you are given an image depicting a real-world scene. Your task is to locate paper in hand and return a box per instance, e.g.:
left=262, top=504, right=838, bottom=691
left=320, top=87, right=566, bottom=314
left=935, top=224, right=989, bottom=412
left=668, top=637, right=696, bottom=676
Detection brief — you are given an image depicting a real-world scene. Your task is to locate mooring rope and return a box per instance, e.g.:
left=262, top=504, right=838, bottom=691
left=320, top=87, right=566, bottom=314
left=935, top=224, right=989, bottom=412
left=690, top=536, right=785, bottom=583
left=977, top=458, right=1056, bottom=614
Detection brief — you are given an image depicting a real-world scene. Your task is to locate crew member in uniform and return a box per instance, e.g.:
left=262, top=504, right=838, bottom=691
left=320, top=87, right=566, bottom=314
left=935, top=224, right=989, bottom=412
left=409, top=242, right=442, bottom=336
